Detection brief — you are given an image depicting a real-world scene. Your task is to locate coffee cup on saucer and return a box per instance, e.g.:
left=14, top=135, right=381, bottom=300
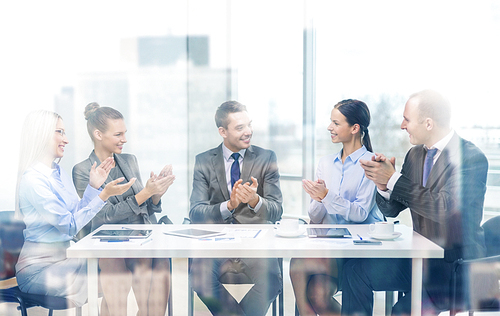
left=275, top=219, right=299, bottom=233
left=369, top=222, right=394, bottom=237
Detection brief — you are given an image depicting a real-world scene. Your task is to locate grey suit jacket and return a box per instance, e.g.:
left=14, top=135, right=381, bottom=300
left=377, top=132, right=488, bottom=262
left=189, top=144, right=283, bottom=224
left=72, top=151, right=161, bottom=233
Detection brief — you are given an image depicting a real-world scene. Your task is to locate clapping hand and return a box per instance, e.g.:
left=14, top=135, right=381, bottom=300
left=235, top=177, right=260, bottom=208
left=147, top=164, right=176, bottom=205
left=100, top=177, right=136, bottom=201
left=302, top=179, right=328, bottom=201
left=89, top=157, right=114, bottom=190
left=228, top=179, right=243, bottom=211
left=157, top=164, right=174, bottom=180
left=359, top=153, right=396, bottom=191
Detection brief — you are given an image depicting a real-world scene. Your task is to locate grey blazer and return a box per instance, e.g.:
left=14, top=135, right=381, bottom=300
left=72, top=151, right=161, bottom=233
left=189, top=144, right=283, bottom=224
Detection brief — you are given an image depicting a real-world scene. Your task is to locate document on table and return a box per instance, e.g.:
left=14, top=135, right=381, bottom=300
left=222, top=227, right=264, bottom=238
left=197, top=228, right=264, bottom=242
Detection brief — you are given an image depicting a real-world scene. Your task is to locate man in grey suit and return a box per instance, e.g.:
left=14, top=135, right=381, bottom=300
left=341, top=90, right=488, bottom=315
left=189, top=101, right=283, bottom=316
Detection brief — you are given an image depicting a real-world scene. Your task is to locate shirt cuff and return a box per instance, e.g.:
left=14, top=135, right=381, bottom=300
left=378, top=172, right=401, bottom=200
left=83, top=184, right=102, bottom=200
left=320, top=189, right=333, bottom=205
left=248, top=195, right=262, bottom=213
left=377, top=188, right=391, bottom=200
left=220, top=201, right=233, bottom=220
left=387, top=172, right=401, bottom=191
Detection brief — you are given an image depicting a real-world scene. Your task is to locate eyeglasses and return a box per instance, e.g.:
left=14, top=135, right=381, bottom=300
left=55, top=129, right=66, bottom=137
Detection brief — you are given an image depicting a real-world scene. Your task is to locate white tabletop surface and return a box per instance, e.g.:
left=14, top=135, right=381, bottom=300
left=67, top=223, right=443, bottom=316
left=68, top=223, right=443, bottom=259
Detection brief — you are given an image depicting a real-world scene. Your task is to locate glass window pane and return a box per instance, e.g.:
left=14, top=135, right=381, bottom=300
left=313, top=0, right=500, bottom=219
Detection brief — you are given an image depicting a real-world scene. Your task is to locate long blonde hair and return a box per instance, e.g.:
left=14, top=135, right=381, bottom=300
left=15, top=110, right=62, bottom=216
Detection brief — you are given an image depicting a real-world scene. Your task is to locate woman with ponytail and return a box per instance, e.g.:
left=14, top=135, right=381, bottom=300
left=290, top=99, right=383, bottom=315
left=72, top=103, right=175, bottom=316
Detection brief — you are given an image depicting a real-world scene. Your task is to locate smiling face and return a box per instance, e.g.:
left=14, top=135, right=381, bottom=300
left=52, top=118, right=69, bottom=159
left=400, top=98, right=429, bottom=146
left=95, top=118, right=127, bottom=156
left=219, top=111, right=253, bottom=152
left=327, top=108, right=356, bottom=144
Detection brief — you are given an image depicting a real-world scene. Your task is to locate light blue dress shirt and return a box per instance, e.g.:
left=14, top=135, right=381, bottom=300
left=19, top=162, right=105, bottom=242
left=308, top=146, right=383, bottom=224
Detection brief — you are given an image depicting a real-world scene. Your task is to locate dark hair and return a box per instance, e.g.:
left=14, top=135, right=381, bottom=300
left=215, top=101, right=247, bottom=129
left=84, top=102, right=124, bottom=141
left=334, top=99, right=373, bottom=152
left=409, top=89, right=451, bottom=127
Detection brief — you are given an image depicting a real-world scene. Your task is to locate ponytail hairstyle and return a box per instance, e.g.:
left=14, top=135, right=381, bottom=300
left=84, top=102, right=123, bottom=142
left=334, top=99, right=373, bottom=152
left=16, top=110, right=62, bottom=216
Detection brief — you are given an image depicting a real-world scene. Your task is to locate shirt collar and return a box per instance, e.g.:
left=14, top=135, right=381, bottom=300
left=32, top=161, right=60, bottom=177
left=334, top=145, right=368, bottom=163
left=425, top=130, right=455, bottom=152
left=222, top=143, right=246, bottom=162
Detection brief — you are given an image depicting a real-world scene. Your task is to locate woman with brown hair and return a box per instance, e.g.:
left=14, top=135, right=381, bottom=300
left=73, top=103, right=175, bottom=316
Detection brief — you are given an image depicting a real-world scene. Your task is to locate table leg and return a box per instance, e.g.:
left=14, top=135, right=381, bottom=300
left=411, top=258, right=423, bottom=316
left=171, top=257, right=189, bottom=316
left=87, top=258, right=99, bottom=316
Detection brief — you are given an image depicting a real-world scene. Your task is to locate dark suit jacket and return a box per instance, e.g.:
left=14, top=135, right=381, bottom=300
left=377, top=132, right=488, bottom=262
left=190, top=144, right=283, bottom=224
left=72, top=151, right=161, bottom=233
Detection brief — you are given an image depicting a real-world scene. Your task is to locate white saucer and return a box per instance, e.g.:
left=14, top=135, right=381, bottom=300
left=368, top=231, right=402, bottom=240
left=274, top=227, right=306, bottom=238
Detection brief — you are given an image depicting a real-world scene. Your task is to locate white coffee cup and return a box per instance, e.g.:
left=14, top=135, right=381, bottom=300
left=275, top=219, right=299, bottom=232
left=369, top=222, right=394, bottom=236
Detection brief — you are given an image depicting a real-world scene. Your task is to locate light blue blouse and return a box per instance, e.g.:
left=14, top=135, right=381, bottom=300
left=308, top=146, right=383, bottom=224
left=19, top=162, right=105, bottom=242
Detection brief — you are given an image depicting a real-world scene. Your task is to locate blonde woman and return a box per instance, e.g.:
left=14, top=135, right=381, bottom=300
left=72, top=103, right=175, bottom=316
left=15, top=110, right=134, bottom=306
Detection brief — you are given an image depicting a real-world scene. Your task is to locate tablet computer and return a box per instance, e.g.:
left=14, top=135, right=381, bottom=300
left=92, top=229, right=152, bottom=239
left=163, top=228, right=225, bottom=239
left=306, top=228, right=351, bottom=238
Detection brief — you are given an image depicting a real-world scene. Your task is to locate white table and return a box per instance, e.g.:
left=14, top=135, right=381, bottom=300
left=67, top=223, right=443, bottom=316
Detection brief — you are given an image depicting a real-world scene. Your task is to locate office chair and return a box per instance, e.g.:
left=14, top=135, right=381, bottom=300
left=158, top=215, right=173, bottom=225
left=450, top=215, right=500, bottom=316
left=157, top=214, right=175, bottom=316
left=0, top=210, right=82, bottom=316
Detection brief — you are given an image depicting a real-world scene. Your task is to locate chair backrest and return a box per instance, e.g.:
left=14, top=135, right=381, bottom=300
left=158, top=215, right=173, bottom=225
left=482, top=216, right=500, bottom=257
left=0, top=210, right=26, bottom=280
